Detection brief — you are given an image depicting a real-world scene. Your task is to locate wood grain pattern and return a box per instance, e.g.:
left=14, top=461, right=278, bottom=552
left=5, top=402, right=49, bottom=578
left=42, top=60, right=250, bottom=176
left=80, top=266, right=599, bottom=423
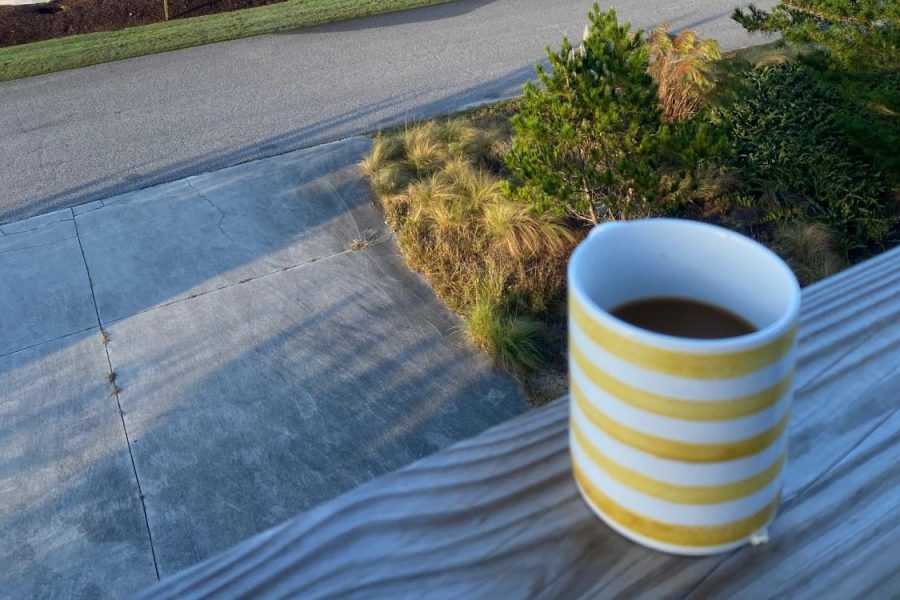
left=136, top=248, right=900, bottom=600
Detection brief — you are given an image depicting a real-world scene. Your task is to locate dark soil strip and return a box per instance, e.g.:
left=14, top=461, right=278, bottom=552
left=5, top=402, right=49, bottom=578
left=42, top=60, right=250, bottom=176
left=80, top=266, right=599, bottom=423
left=1, top=0, right=289, bottom=47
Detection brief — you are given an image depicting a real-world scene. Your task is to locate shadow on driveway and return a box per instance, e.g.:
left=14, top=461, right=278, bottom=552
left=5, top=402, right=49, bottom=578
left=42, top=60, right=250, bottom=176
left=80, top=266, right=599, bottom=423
left=1, top=63, right=538, bottom=225
left=0, top=81, right=528, bottom=595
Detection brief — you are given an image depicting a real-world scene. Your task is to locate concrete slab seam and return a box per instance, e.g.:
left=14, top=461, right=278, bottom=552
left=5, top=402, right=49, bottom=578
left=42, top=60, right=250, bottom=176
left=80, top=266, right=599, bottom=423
left=102, top=236, right=391, bottom=328
left=0, top=238, right=70, bottom=256
left=0, top=324, right=99, bottom=362
left=0, top=216, right=74, bottom=237
left=72, top=211, right=161, bottom=580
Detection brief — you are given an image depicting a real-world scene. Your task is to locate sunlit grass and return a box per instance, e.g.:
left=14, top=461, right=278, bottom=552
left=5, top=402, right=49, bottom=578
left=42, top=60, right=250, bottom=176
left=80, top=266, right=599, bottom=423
left=362, top=119, right=574, bottom=373
left=0, top=0, right=455, bottom=82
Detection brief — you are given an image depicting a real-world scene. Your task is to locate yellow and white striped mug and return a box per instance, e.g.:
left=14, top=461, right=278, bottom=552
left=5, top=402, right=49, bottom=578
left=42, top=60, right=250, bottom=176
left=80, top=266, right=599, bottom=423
left=567, top=218, right=800, bottom=555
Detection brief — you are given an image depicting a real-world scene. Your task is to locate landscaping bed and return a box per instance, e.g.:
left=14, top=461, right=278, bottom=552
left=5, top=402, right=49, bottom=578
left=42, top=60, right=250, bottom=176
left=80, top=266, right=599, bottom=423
left=360, top=5, right=899, bottom=403
left=1, top=0, right=290, bottom=47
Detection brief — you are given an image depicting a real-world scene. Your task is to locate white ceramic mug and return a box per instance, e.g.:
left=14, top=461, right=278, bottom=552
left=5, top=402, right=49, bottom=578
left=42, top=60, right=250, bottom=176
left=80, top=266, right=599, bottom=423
left=567, top=218, right=801, bottom=555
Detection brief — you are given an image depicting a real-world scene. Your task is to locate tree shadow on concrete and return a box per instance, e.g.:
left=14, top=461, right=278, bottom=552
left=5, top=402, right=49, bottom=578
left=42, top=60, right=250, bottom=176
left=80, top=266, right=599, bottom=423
left=120, top=268, right=525, bottom=574
left=0, top=260, right=527, bottom=593
left=1, top=62, right=538, bottom=225
left=0, top=67, right=534, bottom=596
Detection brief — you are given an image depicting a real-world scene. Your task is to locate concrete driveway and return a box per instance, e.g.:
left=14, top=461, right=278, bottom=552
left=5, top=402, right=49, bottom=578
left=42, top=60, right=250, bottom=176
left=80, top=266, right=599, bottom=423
left=0, top=137, right=526, bottom=598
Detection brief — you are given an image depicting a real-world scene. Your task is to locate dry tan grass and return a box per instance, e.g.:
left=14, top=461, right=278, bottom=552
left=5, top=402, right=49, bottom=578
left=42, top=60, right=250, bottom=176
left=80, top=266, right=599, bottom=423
left=347, top=238, right=371, bottom=251
left=649, top=23, right=721, bottom=123
left=482, top=202, right=573, bottom=262
left=731, top=42, right=800, bottom=68
left=360, top=135, right=404, bottom=178
left=403, top=123, right=449, bottom=174
left=361, top=119, right=575, bottom=371
left=369, top=162, right=414, bottom=197
left=444, top=158, right=505, bottom=205
left=775, top=222, right=848, bottom=285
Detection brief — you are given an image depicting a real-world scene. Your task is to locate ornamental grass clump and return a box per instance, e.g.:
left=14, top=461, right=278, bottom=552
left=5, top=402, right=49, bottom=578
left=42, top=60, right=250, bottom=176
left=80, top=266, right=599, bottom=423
left=362, top=119, right=575, bottom=372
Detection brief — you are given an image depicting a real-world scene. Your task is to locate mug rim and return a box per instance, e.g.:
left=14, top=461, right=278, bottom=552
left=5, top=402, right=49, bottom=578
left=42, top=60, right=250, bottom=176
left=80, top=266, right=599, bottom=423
left=568, top=218, right=801, bottom=353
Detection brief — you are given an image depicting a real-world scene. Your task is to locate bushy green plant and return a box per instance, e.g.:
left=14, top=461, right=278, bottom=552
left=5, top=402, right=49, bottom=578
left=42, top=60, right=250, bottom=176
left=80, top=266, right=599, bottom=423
left=721, top=63, right=892, bottom=250
left=734, top=2, right=899, bottom=190
left=504, top=6, right=728, bottom=222
left=505, top=5, right=665, bottom=223
left=733, top=1, right=899, bottom=71
left=812, top=64, right=900, bottom=185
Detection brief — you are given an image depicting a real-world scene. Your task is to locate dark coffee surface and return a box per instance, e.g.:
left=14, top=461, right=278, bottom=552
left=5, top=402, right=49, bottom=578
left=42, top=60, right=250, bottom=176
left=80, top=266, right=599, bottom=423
left=610, top=297, right=756, bottom=339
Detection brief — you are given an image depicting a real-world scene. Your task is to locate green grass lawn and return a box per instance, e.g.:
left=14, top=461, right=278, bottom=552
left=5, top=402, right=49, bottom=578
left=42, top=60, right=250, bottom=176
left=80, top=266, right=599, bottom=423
left=0, top=0, right=455, bottom=82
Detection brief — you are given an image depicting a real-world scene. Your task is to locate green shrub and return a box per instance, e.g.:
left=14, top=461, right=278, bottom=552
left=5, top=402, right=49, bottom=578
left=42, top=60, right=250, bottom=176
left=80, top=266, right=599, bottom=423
left=733, top=1, right=899, bottom=72
left=504, top=5, right=727, bottom=223
left=505, top=5, right=665, bottom=223
left=812, top=64, right=900, bottom=185
left=720, top=63, right=892, bottom=250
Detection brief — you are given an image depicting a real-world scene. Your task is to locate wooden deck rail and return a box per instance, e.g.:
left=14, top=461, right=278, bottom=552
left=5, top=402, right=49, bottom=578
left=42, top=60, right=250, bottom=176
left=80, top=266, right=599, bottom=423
left=137, top=247, right=900, bottom=599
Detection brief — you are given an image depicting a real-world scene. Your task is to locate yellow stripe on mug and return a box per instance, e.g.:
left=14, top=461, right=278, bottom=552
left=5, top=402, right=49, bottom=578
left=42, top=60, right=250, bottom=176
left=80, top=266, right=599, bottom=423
left=571, top=419, right=786, bottom=504
left=572, top=381, right=788, bottom=463
left=570, top=295, right=797, bottom=380
left=570, top=343, right=794, bottom=421
left=572, top=460, right=781, bottom=547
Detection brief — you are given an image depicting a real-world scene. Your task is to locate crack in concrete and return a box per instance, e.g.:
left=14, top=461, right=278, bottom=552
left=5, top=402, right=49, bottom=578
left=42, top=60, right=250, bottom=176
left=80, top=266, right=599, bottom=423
left=104, top=237, right=391, bottom=327
left=0, top=238, right=68, bottom=256
left=185, top=178, right=237, bottom=244
left=72, top=202, right=106, bottom=217
left=0, top=216, right=74, bottom=237
left=72, top=215, right=161, bottom=581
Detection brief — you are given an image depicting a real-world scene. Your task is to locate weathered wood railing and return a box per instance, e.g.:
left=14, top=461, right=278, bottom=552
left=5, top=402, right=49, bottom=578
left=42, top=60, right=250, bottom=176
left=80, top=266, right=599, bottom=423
left=137, top=247, right=900, bottom=599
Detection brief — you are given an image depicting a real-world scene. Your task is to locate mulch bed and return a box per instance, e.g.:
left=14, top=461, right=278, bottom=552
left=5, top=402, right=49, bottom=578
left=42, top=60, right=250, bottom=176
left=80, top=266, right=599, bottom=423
left=0, top=0, right=289, bottom=47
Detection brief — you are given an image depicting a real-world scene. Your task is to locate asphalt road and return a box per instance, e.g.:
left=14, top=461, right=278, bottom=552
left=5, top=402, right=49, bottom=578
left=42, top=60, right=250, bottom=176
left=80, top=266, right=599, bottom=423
left=0, top=0, right=770, bottom=223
